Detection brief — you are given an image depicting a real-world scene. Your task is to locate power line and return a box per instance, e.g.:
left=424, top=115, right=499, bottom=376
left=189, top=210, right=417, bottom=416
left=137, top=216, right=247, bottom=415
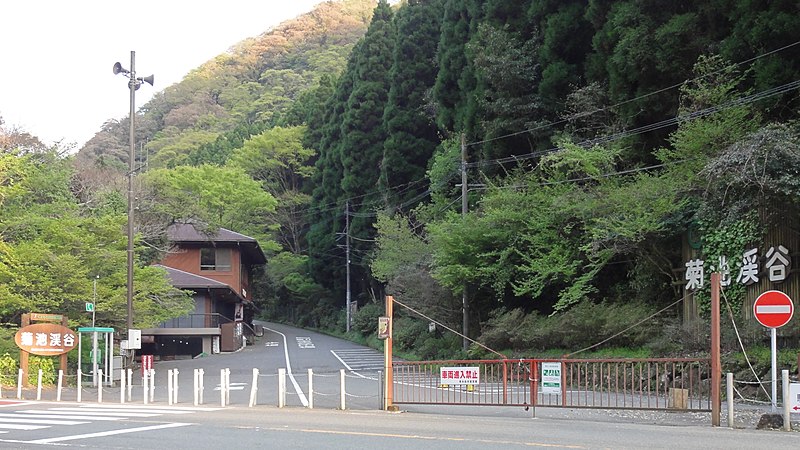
left=468, top=79, right=800, bottom=170
left=468, top=40, right=800, bottom=148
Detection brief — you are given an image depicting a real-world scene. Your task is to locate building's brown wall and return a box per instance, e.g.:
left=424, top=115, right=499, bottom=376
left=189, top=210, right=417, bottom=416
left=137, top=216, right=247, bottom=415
left=161, top=245, right=248, bottom=298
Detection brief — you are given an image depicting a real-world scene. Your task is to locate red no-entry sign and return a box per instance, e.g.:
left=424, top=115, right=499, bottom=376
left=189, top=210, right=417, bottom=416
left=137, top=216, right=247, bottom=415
left=753, top=290, right=794, bottom=328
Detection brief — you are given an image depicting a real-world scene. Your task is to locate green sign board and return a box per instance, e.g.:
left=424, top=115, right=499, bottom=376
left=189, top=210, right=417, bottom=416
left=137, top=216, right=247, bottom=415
left=78, top=327, right=115, bottom=333
left=541, top=362, right=562, bottom=395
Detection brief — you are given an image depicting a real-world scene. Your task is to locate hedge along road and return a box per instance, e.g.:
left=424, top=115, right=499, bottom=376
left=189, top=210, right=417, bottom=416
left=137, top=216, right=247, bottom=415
left=145, top=321, right=386, bottom=410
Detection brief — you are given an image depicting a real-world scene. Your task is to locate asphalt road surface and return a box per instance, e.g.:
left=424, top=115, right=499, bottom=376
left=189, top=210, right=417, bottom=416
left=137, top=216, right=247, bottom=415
left=0, top=400, right=797, bottom=449
left=0, top=321, right=796, bottom=448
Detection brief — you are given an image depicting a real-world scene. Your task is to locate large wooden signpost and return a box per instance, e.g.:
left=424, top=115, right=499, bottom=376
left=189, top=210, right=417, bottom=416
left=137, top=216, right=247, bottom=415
left=15, top=313, right=76, bottom=386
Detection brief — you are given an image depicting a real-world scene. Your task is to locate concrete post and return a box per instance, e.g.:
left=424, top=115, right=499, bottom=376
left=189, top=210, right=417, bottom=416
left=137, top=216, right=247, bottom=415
left=308, top=368, right=313, bottom=409
left=727, top=373, right=734, bottom=428
left=278, top=368, right=286, bottom=408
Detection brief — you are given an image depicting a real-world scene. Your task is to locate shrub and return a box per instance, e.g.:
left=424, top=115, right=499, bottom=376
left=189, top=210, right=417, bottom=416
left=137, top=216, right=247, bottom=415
left=479, top=301, right=668, bottom=354
left=28, top=356, right=56, bottom=385
left=0, top=353, right=17, bottom=386
left=351, top=302, right=384, bottom=336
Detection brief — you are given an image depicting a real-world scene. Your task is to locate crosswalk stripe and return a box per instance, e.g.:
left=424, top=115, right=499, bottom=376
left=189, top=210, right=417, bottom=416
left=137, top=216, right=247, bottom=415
left=0, top=417, right=88, bottom=425
left=74, top=404, right=220, bottom=412
left=26, top=409, right=159, bottom=418
left=0, top=423, right=49, bottom=430
left=9, top=412, right=122, bottom=421
left=58, top=407, right=193, bottom=415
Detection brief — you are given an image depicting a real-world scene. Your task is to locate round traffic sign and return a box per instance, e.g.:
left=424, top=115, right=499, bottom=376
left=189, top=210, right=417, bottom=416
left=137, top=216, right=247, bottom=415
left=753, top=290, right=794, bottom=328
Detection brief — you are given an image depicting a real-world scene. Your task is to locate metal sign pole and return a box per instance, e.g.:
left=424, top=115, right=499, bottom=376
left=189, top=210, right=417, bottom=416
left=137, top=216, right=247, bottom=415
left=770, top=327, right=777, bottom=412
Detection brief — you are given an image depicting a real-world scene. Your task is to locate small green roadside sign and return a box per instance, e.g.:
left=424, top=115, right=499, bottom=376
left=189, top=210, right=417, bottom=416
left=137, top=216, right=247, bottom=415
left=85, top=302, right=94, bottom=312
left=541, top=362, right=562, bottom=395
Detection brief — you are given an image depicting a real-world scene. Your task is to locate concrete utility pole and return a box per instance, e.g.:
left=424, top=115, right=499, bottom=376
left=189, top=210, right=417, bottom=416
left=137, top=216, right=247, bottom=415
left=345, top=201, right=351, bottom=333
left=461, top=134, right=469, bottom=352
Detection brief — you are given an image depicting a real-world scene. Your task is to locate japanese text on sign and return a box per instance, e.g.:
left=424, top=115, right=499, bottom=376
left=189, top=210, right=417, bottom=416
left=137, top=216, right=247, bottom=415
left=685, top=245, right=793, bottom=291
left=15, top=323, right=77, bottom=356
left=439, top=367, right=480, bottom=385
left=541, top=362, right=562, bottom=394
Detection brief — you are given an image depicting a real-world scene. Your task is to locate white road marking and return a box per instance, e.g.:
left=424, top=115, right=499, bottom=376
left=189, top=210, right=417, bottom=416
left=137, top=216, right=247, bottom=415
left=0, top=417, right=88, bottom=425
left=264, top=326, right=309, bottom=407
left=0, top=424, right=48, bottom=430
left=214, top=383, right=247, bottom=391
left=73, top=404, right=221, bottom=412
left=330, top=350, right=381, bottom=380
left=296, top=336, right=315, bottom=349
left=265, top=341, right=279, bottom=347
left=26, top=422, right=192, bottom=444
left=30, top=409, right=159, bottom=418
left=5, top=412, right=122, bottom=421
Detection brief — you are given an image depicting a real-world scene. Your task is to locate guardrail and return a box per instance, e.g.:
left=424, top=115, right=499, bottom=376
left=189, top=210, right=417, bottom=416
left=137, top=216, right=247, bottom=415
left=392, top=357, right=712, bottom=412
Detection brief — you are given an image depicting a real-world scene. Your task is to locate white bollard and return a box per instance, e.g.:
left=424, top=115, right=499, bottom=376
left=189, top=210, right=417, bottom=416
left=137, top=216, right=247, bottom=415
left=77, top=369, right=82, bottom=403
left=278, top=368, right=286, bottom=408
left=220, top=369, right=226, bottom=407
left=339, top=369, right=346, bottom=411
left=248, top=368, right=259, bottom=407
left=225, top=368, right=231, bottom=406
left=167, top=369, right=173, bottom=406
left=97, top=370, right=103, bottom=403
left=127, top=369, right=133, bottom=402
left=727, top=373, right=734, bottom=428
left=194, top=369, right=199, bottom=406
left=783, top=370, right=791, bottom=432
left=173, top=369, right=179, bottom=404
left=143, top=369, right=149, bottom=405
left=17, top=369, right=23, bottom=400
left=97, top=369, right=103, bottom=403
left=308, top=368, right=313, bottom=409
left=36, top=369, right=43, bottom=400
left=149, top=369, right=155, bottom=403
left=57, top=370, right=63, bottom=402
left=199, top=368, right=204, bottom=405
left=120, top=369, right=126, bottom=404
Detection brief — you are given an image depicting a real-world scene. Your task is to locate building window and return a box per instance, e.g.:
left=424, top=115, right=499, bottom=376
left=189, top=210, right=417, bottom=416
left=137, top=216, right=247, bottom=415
left=200, top=248, right=232, bottom=271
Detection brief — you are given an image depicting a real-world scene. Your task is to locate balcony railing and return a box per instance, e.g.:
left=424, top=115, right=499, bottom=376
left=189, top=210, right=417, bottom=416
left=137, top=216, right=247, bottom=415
left=158, top=313, right=233, bottom=329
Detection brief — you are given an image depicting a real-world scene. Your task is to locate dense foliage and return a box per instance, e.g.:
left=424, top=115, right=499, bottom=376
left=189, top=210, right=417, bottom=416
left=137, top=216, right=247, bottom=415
left=5, top=0, right=800, bottom=360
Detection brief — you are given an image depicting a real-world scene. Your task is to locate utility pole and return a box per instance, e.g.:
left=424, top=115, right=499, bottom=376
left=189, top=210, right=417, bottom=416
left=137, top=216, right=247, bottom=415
left=461, top=134, right=469, bottom=352
left=345, top=201, right=352, bottom=333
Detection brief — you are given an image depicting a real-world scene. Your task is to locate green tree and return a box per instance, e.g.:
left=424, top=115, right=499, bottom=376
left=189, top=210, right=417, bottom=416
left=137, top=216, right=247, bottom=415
left=228, top=126, right=315, bottom=253
left=139, top=165, right=278, bottom=248
left=433, top=0, right=483, bottom=135
left=379, top=0, right=444, bottom=208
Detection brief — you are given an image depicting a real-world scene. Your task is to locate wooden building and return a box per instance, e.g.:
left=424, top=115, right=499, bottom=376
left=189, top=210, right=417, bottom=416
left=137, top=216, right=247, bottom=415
left=140, top=224, right=266, bottom=358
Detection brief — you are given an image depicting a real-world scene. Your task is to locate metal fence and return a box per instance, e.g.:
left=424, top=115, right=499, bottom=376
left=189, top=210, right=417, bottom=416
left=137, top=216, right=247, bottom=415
left=392, top=357, right=712, bottom=412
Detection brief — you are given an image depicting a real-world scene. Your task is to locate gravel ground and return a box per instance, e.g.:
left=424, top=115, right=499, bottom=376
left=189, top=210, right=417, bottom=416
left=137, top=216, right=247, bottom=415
left=402, top=403, right=800, bottom=431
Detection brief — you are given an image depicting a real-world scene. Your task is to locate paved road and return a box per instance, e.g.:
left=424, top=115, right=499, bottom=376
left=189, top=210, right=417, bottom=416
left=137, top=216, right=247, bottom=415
left=0, top=400, right=796, bottom=449
left=3, top=321, right=797, bottom=448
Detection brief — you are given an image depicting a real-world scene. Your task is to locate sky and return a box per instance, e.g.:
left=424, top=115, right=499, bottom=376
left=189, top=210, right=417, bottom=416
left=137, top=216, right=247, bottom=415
left=0, top=0, right=324, bottom=150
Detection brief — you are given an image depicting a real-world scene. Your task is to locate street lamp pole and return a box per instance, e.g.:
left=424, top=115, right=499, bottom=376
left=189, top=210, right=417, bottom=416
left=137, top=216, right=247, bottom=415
left=113, top=52, right=153, bottom=363
left=126, top=50, right=136, bottom=334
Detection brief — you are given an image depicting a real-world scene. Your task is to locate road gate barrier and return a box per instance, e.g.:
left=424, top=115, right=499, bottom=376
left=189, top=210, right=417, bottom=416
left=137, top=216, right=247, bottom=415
left=392, top=358, right=712, bottom=411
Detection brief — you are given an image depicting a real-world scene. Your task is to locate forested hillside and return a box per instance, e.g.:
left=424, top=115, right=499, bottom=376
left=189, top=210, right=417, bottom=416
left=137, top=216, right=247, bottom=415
left=4, top=0, right=800, bottom=359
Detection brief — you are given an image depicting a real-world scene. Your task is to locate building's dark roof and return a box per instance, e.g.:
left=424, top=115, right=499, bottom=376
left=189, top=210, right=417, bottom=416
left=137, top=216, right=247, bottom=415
left=167, top=223, right=267, bottom=265
left=154, top=265, right=245, bottom=304
left=154, top=265, right=230, bottom=289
